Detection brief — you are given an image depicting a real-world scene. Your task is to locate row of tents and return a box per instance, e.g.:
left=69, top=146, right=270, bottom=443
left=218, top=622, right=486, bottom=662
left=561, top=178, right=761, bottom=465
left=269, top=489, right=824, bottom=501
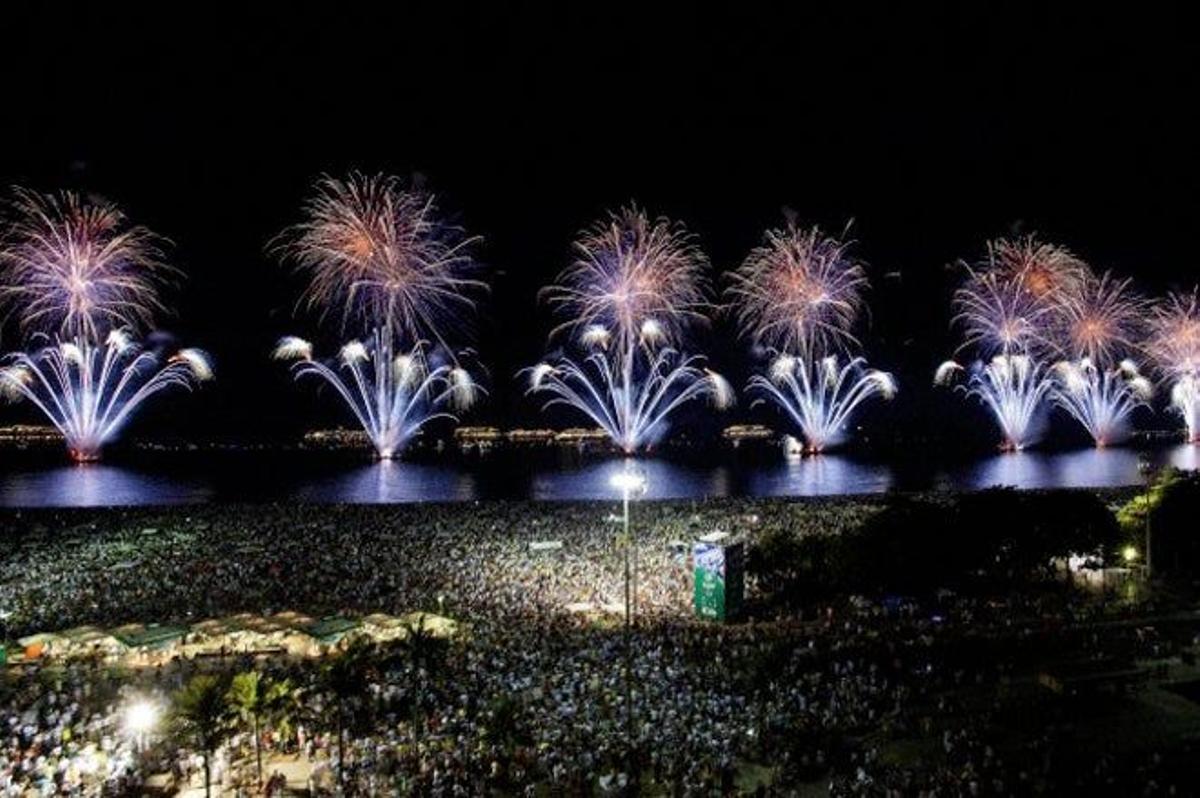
left=1, top=610, right=459, bottom=667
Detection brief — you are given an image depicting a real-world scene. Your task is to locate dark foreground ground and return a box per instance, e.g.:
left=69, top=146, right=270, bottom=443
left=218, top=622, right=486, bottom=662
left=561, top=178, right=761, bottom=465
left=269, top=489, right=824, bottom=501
left=3, top=494, right=1200, bottom=795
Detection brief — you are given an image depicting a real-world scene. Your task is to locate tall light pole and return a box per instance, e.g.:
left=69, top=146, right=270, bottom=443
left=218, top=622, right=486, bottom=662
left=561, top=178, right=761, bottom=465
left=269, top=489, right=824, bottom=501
left=610, top=467, right=647, bottom=626
left=1144, top=509, right=1152, bottom=580
left=609, top=465, right=647, bottom=763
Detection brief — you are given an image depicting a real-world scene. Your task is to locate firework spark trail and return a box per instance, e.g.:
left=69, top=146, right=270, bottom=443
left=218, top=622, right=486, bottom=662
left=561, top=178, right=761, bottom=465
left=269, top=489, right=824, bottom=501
left=1148, top=288, right=1200, bottom=442
left=750, top=354, right=895, bottom=453
left=954, top=263, right=1058, bottom=356
left=0, top=331, right=211, bottom=461
left=1171, top=375, right=1200, bottom=443
left=938, top=354, right=1053, bottom=451
left=529, top=208, right=730, bottom=452
left=275, top=332, right=479, bottom=459
left=727, top=223, right=867, bottom=357
left=1050, top=358, right=1152, bottom=447
left=0, top=189, right=173, bottom=341
left=274, top=173, right=483, bottom=346
left=526, top=322, right=732, bottom=453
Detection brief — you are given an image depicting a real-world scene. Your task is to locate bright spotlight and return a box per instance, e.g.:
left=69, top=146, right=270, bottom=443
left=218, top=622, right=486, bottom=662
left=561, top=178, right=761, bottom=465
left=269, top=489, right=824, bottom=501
left=610, top=470, right=647, bottom=493
left=124, top=700, right=159, bottom=736
left=1122, top=545, right=1139, bottom=563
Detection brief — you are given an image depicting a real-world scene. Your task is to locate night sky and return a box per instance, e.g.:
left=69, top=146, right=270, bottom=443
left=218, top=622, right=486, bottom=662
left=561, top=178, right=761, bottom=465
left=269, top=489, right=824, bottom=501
left=2, top=5, right=1196, bottom=444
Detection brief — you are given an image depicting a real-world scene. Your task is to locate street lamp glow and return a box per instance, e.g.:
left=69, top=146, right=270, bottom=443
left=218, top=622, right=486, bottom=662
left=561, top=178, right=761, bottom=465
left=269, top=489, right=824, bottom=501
left=124, top=700, right=159, bottom=736
left=609, top=470, right=647, bottom=493
left=1122, top=545, right=1139, bottom=563
left=608, top=463, right=647, bottom=750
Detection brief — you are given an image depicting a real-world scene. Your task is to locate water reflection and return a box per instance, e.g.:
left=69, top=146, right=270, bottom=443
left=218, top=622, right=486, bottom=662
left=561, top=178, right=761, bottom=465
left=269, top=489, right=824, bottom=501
left=948, top=446, right=1154, bottom=491
left=747, top=453, right=894, bottom=496
left=0, top=444, right=1195, bottom=508
left=0, top=464, right=213, bottom=507
left=703, top=465, right=734, bottom=498
left=1167, top=443, right=1200, bottom=472
left=293, top=460, right=479, bottom=503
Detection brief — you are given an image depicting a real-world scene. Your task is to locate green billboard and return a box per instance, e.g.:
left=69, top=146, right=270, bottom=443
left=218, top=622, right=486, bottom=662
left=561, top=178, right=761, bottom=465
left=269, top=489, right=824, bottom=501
left=693, top=537, right=744, bottom=621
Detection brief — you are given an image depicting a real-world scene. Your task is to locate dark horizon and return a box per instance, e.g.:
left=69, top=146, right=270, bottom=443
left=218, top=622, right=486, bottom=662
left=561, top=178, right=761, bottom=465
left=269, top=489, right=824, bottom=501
left=2, top=4, right=1196, bottom=444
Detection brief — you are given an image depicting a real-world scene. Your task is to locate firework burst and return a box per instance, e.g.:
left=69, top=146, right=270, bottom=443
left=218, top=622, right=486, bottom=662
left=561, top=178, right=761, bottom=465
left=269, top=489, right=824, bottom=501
left=542, top=206, right=709, bottom=348
left=0, top=189, right=210, bottom=460
left=727, top=223, right=867, bottom=357
left=528, top=208, right=729, bottom=452
left=983, top=235, right=1087, bottom=304
left=1056, top=271, right=1145, bottom=364
left=275, top=331, right=478, bottom=459
left=726, top=220, right=893, bottom=452
left=1147, top=288, right=1200, bottom=441
left=274, top=173, right=483, bottom=344
left=273, top=173, right=485, bottom=458
left=0, top=331, right=211, bottom=461
left=941, top=236, right=1099, bottom=449
left=937, top=354, right=1053, bottom=451
left=1147, top=289, right=1200, bottom=378
left=0, top=189, right=172, bottom=340
left=952, top=236, right=1094, bottom=358
left=750, top=354, right=895, bottom=453
left=1050, top=358, right=1151, bottom=447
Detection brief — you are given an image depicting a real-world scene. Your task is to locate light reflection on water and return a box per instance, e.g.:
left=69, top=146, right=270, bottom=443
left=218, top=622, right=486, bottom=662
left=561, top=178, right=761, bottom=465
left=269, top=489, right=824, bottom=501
left=0, top=464, right=214, bottom=507
left=293, top=460, right=479, bottom=504
left=1168, top=445, right=1200, bottom=472
left=942, top=447, right=1150, bottom=491
left=747, top=454, right=894, bottom=496
left=0, top=444, right=1196, bottom=508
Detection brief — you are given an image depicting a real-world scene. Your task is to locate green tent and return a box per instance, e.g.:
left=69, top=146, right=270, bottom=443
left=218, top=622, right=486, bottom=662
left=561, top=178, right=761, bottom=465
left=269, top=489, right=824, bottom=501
left=112, top=624, right=188, bottom=650
left=303, top=616, right=361, bottom=645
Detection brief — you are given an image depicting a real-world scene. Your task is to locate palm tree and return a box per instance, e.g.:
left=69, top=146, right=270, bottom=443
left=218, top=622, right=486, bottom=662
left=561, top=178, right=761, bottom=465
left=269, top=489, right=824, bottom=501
left=171, top=673, right=235, bottom=798
left=392, top=616, right=451, bottom=740
left=401, top=615, right=448, bottom=671
left=227, top=670, right=297, bottom=790
left=320, top=638, right=375, bottom=789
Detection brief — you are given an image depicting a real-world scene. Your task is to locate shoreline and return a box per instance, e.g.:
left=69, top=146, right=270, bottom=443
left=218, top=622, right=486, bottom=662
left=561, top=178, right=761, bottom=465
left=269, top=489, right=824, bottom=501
left=0, top=434, right=1187, bottom=507
left=0, top=482, right=1145, bottom=516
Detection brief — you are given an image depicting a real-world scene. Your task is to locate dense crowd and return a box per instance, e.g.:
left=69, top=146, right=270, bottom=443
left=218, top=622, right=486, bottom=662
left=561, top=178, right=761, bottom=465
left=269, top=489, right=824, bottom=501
left=2, top=498, right=1199, bottom=795
left=0, top=657, right=201, bottom=796
left=0, top=499, right=884, bottom=638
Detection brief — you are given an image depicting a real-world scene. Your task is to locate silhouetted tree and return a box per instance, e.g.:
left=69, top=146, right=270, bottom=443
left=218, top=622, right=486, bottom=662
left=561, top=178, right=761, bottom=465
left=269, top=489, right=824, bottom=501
left=320, top=638, right=375, bottom=788
left=1122, top=468, right=1200, bottom=576
left=228, top=670, right=297, bottom=790
left=171, top=674, right=234, bottom=798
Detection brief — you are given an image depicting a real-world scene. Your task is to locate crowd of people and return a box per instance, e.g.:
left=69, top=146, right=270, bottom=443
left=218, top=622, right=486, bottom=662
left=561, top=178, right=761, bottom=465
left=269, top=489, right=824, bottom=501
left=0, top=498, right=884, bottom=638
left=1, top=660, right=148, bottom=794
left=1, top=496, right=1199, bottom=795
